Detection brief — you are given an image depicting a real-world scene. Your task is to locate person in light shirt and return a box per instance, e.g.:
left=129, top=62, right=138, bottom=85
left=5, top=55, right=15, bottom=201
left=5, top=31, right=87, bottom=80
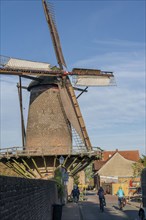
left=116, top=186, right=125, bottom=209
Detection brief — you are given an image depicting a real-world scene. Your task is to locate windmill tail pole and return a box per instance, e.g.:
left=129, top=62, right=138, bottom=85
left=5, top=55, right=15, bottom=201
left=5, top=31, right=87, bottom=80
left=17, top=76, right=26, bottom=148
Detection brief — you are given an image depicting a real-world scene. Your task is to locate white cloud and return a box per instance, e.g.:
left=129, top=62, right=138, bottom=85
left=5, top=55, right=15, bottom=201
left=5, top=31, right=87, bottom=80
left=79, top=87, right=145, bottom=128
left=94, top=39, right=145, bottom=48
left=73, top=50, right=145, bottom=72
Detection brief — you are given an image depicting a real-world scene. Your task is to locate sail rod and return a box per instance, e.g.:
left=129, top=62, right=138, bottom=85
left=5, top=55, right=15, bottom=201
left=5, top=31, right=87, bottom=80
left=77, top=87, right=88, bottom=99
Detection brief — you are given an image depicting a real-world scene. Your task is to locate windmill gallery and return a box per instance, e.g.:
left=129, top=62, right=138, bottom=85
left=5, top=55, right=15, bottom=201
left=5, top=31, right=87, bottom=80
left=0, top=1, right=115, bottom=182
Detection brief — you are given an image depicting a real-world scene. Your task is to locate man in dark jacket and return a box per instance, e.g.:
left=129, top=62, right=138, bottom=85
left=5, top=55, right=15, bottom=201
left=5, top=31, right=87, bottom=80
left=72, top=185, right=80, bottom=203
left=97, top=186, right=106, bottom=211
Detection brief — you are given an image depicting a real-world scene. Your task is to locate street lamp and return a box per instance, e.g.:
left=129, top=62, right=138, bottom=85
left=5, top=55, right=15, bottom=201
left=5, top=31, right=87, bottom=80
left=59, top=156, right=64, bottom=166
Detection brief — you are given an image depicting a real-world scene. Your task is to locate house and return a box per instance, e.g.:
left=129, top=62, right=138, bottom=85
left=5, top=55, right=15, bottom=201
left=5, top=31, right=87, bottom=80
left=93, top=149, right=140, bottom=195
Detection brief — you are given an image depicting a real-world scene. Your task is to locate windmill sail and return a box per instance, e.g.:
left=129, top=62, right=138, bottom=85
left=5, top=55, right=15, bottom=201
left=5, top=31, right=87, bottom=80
left=0, top=56, right=51, bottom=70
left=72, top=68, right=115, bottom=86
left=66, top=83, right=92, bottom=151
left=0, top=56, right=64, bottom=78
left=42, top=0, right=66, bottom=69
left=59, top=85, right=85, bottom=145
left=74, top=75, right=115, bottom=86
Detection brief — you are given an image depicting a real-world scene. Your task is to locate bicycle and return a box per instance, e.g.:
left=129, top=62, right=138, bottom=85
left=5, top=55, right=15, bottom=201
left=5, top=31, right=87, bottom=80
left=99, top=198, right=106, bottom=212
left=118, top=197, right=126, bottom=210
left=73, top=195, right=79, bottom=203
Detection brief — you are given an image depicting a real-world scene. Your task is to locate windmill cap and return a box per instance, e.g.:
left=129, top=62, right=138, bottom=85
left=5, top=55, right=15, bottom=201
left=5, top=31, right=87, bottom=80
left=27, top=76, right=59, bottom=91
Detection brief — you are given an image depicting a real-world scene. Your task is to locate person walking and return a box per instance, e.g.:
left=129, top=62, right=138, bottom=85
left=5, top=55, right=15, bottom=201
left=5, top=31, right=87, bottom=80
left=97, top=186, right=106, bottom=212
left=72, top=185, right=80, bottom=203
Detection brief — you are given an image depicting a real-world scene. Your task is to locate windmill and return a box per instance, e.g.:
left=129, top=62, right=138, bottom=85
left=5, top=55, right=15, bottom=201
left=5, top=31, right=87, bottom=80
left=0, top=0, right=115, bottom=179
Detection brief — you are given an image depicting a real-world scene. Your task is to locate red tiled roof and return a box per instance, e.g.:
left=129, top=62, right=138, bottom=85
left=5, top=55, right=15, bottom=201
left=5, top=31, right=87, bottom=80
left=103, top=150, right=140, bottom=162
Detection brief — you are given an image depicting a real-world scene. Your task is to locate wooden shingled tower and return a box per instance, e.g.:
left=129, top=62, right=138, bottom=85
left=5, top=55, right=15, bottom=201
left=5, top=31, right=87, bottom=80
left=0, top=0, right=115, bottom=179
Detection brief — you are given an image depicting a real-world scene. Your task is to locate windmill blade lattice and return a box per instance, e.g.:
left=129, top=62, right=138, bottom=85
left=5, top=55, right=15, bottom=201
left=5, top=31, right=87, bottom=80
left=42, top=0, right=66, bottom=69
left=71, top=126, right=87, bottom=153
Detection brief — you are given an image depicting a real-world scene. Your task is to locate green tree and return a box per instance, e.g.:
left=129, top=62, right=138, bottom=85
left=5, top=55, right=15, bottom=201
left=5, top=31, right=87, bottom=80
left=73, top=174, right=80, bottom=185
left=53, top=168, right=64, bottom=199
left=132, top=155, right=146, bottom=177
left=85, top=163, right=94, bottom=186
left=140, top=155, right=146, bottom=167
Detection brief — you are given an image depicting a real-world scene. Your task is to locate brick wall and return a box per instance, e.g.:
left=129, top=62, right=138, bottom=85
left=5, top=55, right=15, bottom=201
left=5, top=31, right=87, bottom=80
left=0, top=176, right=58, bottom=220
left=26, top=84, right=72, bottom=153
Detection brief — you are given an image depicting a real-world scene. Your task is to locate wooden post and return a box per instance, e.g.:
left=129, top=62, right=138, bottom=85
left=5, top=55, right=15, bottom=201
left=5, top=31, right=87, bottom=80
left=17, top=76, right=26, bottom=148
left=31, top=158, right=43, bottom=178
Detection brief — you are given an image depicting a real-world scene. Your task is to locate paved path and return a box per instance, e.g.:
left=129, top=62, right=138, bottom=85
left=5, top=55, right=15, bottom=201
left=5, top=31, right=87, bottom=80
left=62, top=191, right=140, bottom=220
left=62, top=203, right=81, bottom=220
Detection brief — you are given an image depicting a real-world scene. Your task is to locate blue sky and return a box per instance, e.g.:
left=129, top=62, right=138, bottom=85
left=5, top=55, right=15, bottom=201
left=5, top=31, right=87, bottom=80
left=0, top=0, right=145, bottom=155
